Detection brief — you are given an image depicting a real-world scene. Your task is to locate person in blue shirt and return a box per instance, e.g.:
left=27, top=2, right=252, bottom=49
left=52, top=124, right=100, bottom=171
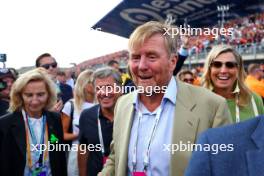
left=185, top=115, right=264, bottom=176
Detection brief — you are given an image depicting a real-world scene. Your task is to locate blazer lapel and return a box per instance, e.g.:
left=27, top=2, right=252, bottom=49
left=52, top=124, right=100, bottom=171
left=45, top=111, right=57, bottom=175
left=171, top=80, right=199, bottom=176
left=117, top=93, right=135, bottom=176
left=246, top=117, right=264, bottom=176
left=11, top=111, right=26, bottom=158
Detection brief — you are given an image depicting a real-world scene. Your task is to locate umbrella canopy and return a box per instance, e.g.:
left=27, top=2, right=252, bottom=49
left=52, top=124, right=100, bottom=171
left=93, top=0, right=264, bottom=38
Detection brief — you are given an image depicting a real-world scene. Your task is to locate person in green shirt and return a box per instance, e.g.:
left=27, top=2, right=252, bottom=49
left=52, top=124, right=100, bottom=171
left=202, top=45, right=264, bottom=123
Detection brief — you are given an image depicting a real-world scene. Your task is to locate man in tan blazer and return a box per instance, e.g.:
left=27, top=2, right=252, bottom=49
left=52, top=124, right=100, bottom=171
left=100, top=21, right=231, bottom=176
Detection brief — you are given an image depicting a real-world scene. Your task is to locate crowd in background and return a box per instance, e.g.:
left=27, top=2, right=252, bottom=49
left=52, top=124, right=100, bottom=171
left=187, top=12, right=264, bottom=55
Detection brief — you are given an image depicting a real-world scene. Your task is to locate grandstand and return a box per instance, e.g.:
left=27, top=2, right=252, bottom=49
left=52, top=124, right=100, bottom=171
left=77, top=8, right=264, bottom=71
left=76, top=50, right=129, bottom=71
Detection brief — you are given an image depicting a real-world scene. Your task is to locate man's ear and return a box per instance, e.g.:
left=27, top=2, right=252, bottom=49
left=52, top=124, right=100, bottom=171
left=170, top=54, right=178, bottom=71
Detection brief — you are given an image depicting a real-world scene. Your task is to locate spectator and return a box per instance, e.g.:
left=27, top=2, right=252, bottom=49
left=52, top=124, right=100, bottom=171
left=0, top=68, right=17, bottom=117
left=57, top=70, right=67, bottom=84
left=78, top=67, right=122, bottom=176
left=108, top=60, right=135, bottom=93
left=0, top=68, right=67, bottom=175
left=191, top=68, right=202, bottom=86
left=36, top=53, right=58, bottom=81
left=172, top=35, right=190, bottom=76
left=261, top=64, right=264, bottom=83
left=185, top=115, right=264, bottom=176
left=202, top=45, right=264, bottom=123
left=107, top=60, right=120, bottom=72
left=61, top=69, right=94, bottom=176
left=245, top=63, right=264, bottom=98
left=177, top=69, right=195, bottom=85
left=65, top=69, right=75, bottom=89
left=100, top=21, right=231, bottom=176
left=36, top=53, right=73, bottom=108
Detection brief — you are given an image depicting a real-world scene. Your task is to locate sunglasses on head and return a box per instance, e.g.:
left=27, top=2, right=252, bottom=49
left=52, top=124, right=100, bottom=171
left=183, top=78, right=194, bottom=83
left=210, top=61, right=237, bottom=69
left=41, top=62, right=57, bottom=69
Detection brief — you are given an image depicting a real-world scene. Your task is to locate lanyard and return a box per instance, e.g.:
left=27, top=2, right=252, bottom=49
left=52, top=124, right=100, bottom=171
left=235, top=95, right=259, bottom=123
left=132, top=100, right=166, bottom=172
left=23, top=110, right=48, bottom=168
left=97, top=107, right=106, bottom=156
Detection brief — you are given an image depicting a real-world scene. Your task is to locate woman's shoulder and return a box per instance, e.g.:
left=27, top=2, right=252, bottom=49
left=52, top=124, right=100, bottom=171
left=45, top=111, right=61, bottom=120
left=79, top=104, right=99, bottom=122
left=0, top=111, right=21, bottom=131
left=251, top=92, right=264, bottom=113
left=252, top=92, right=263, bottom=102
left=251, top=92, right=263, bottom=107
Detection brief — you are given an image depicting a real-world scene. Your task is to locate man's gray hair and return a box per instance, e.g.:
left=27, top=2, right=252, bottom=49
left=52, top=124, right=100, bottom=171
left=92, top=67, right=122, bottom=86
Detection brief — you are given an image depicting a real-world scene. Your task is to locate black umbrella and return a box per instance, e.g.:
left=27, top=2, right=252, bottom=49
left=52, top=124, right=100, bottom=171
left=93, top=0, right=264, bottom=38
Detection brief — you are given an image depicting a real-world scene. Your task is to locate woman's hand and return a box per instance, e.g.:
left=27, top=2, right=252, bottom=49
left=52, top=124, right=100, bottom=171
left=52, top=99, right=63, bottom=112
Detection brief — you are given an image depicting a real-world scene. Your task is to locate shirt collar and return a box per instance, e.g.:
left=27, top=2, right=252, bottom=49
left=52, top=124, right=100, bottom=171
left=163, top=77, right=177, bottom=105
left=133, top=77, right=177, bottom=111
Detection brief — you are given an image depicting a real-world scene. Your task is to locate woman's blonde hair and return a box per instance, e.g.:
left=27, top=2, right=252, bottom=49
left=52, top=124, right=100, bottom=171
left=73, top=69, right=94, bottom=114
left=9, top=68, right=57, bottom=112
left=202, top=45, right=252, bottom=107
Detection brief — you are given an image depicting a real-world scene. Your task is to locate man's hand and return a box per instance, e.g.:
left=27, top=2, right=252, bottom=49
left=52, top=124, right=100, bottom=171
left=181, top=35, right=190, bottom=49
left=97, top=172, right=110, bottom=176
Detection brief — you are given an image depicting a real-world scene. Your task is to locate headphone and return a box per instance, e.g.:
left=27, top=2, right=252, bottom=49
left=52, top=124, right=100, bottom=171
left=0, top=80, right=7, bottom=91
left=0, top=68, right=17, bottom=91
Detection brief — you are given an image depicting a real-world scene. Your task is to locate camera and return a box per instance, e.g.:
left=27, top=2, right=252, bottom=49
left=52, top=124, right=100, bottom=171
left=0, top=54, right=6, bottom=62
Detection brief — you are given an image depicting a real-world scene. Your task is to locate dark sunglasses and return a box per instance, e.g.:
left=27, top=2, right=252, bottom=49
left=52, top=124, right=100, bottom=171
left=41, top=62, right=57, bottom=69
left=183, top=78, right=194, bottom=83
left=211, top=61, right=237, bottom=69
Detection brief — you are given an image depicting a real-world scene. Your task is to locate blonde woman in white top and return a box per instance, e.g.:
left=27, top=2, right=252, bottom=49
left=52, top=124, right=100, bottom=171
left=61, top=69, right=95, bottom=176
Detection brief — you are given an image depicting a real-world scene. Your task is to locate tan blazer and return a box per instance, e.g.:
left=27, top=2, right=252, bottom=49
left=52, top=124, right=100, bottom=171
left=101, top=79, right=232, bottom=176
